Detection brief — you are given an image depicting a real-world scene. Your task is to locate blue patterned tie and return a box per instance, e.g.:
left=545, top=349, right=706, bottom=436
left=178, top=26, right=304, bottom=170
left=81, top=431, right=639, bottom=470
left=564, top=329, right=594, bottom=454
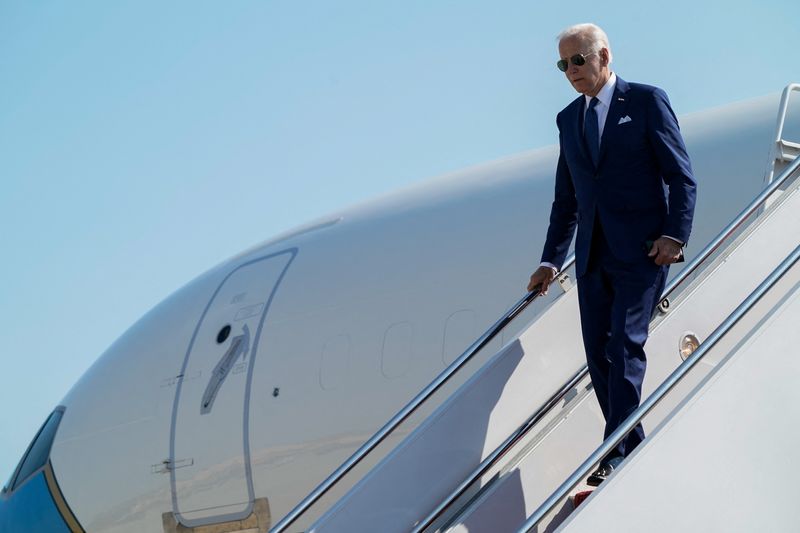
left=584, top=97, right=600, bottom=167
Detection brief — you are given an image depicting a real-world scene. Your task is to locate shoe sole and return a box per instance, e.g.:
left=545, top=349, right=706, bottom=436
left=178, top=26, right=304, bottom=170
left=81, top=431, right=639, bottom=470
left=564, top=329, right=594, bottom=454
left=586, top=475, right=604, bottom=487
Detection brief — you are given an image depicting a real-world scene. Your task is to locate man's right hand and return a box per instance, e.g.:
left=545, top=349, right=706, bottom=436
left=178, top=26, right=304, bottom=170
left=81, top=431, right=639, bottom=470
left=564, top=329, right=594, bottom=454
left=527, top=265, right=558, bottom=295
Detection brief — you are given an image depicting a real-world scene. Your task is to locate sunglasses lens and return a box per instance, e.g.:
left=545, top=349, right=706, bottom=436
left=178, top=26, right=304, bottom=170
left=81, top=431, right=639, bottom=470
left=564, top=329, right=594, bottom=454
left=557, top=59, right=568, bottom=72
left=571, top=54, right=586, bottom=66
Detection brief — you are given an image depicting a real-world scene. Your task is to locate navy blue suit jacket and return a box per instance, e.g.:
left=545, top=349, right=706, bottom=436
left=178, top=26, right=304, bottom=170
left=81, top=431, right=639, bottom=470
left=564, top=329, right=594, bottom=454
left=541, top=77, right=697, bottom=277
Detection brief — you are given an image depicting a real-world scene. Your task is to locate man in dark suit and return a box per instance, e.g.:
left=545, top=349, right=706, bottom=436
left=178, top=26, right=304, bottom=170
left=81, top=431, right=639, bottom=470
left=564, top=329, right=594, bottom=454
left=527, top=23, right=696, bottom=486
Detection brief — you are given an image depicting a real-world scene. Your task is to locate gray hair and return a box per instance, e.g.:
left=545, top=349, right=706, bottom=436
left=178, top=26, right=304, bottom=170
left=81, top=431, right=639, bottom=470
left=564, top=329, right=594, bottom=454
left=557, top=23, right=612, bottom=62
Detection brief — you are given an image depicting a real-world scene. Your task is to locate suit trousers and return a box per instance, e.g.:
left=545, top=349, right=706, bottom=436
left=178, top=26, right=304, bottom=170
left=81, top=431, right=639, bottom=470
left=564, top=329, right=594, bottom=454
left=576, top=219, right=668, bottom=462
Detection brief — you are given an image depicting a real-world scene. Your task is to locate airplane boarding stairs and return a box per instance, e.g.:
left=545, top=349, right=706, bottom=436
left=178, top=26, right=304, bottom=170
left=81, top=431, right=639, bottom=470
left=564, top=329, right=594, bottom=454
left=268, top=85, right=800, bottom=533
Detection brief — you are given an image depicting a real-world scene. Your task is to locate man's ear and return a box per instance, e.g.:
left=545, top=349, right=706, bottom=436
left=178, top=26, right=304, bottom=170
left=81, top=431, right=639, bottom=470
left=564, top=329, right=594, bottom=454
left=600, top=48, right=610, bottom=67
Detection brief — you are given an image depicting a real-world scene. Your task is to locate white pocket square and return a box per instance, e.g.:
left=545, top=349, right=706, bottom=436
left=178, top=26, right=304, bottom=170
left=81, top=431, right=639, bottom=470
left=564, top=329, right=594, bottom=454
left=618, top=115, right=632, bottom=124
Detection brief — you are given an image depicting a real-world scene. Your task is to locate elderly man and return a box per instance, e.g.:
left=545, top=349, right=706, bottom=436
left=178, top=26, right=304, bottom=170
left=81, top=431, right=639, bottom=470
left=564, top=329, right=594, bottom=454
left=527, top=23, right=696, bottom=486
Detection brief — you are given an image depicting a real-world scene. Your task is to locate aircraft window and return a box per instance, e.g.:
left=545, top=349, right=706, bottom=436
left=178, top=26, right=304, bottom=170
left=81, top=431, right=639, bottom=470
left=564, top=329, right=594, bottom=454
left=4, top=407, right=64, bottom=493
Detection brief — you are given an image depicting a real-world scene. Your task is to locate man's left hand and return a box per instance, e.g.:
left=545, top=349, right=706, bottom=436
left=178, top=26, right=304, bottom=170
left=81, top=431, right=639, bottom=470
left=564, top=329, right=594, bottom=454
left=648, top=237, right=683, bottom=265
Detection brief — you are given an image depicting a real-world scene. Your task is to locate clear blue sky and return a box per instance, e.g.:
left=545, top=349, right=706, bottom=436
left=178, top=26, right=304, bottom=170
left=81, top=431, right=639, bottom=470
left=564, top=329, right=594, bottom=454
left=1, top=0, right=797, bottom=481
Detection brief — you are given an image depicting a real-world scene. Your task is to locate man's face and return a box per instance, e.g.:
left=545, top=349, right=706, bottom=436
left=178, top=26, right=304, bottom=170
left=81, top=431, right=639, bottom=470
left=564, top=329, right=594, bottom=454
left=558, top=36, right=609, bottom=97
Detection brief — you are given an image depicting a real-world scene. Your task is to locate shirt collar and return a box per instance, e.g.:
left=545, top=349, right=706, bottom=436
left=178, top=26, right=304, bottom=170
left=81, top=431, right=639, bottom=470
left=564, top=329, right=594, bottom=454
left=584, top=72, right=617, bottom=109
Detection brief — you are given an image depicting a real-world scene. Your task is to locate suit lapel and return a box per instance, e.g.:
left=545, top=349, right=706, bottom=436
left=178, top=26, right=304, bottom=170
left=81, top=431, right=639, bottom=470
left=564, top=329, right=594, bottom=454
left=597, top=77, right=630, bottom=167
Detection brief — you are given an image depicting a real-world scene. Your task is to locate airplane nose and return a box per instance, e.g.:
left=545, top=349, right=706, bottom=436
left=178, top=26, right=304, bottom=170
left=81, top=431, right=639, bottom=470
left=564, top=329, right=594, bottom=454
left=0, top=407, right=84, bottom=532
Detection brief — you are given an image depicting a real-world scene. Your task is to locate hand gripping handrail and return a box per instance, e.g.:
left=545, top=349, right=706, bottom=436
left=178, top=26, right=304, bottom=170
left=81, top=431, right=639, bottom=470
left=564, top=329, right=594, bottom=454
left=269, top=255, right=576, bottom=533
left=516, top=242, right=800, bottom=533
left=413, top=154, right=800, bottom=533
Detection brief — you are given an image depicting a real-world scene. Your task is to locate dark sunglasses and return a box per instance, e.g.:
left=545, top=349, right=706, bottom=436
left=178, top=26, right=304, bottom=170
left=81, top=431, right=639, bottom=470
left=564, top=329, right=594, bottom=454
left=556, top=51, right=597, bottom=72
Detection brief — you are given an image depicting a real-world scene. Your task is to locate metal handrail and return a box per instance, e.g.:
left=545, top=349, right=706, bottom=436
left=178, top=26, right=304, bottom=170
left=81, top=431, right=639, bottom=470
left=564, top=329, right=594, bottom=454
left=660, top=153, right=800, bottom=305
left=270, top=255, right=576, bottom=533
left=517, top=243, right=800, bottom=532
left=411, top=366, right=589, bottom=533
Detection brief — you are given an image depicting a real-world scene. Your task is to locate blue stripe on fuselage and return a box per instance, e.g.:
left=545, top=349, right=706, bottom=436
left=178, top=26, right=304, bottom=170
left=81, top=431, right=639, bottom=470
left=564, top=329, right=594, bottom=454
left=0, top=471, right=70, bottom=532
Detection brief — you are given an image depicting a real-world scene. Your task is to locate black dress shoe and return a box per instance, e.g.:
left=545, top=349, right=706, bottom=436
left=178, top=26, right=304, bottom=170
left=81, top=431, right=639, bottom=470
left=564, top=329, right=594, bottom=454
left=586, top=464, right=613, bottom=486
left=586, top=457, right=623, bottom=487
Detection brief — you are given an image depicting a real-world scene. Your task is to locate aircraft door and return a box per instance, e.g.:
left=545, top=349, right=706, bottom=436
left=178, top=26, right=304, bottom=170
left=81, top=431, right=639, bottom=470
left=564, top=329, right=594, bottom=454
left=170, top=249, right=296, bottom=526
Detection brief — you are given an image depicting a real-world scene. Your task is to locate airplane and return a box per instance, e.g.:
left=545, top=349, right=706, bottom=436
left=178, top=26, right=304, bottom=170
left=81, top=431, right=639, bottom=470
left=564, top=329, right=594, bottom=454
left=1, top=84, right=797, bottom=533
